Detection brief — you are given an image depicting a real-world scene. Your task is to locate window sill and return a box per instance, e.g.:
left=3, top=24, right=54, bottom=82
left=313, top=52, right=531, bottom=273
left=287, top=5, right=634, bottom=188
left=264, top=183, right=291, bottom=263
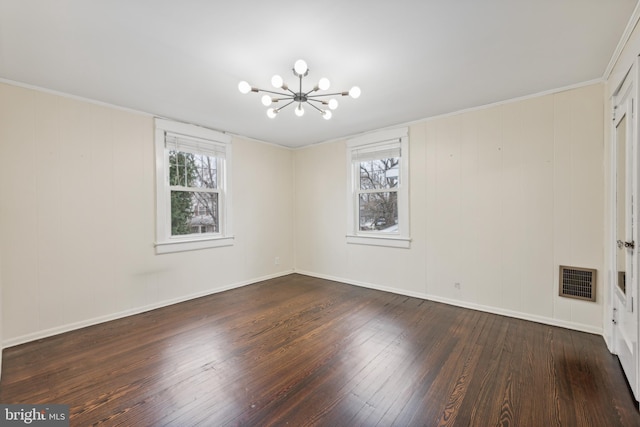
left=346, top=234, right=411, bottom=248
left=155, top=236, right=235, bottom=254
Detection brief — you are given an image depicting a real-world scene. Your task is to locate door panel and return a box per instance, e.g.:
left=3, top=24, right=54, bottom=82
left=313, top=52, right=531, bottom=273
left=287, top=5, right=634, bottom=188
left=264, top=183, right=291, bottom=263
left=614, top=74, right=639, bottom=400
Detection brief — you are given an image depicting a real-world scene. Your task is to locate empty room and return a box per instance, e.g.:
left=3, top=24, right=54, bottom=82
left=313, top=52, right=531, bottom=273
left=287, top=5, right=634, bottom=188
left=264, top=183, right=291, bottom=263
left=2, top=1, right=640, bottom=426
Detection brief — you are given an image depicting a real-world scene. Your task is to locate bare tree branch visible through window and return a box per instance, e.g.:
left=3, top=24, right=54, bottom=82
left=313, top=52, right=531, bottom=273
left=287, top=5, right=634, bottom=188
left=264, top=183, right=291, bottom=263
left=359, top=158, right=399, bottom=230
left=189, top=155, right=219, bottom=233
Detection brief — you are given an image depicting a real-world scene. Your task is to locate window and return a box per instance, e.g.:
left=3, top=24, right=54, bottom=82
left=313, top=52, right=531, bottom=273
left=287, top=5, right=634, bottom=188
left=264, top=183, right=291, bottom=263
left=347, top=127, right=410, bottom=248
left=155, top=118, right=233, bottom=253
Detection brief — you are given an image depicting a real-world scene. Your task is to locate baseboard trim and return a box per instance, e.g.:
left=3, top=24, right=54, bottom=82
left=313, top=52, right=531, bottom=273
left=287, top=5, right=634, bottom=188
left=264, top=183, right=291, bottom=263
left=295, top=269, right=603, bottom=336
left=3, top=270, right=295, bottom=349
left=5, top=268, right=602, bottom=349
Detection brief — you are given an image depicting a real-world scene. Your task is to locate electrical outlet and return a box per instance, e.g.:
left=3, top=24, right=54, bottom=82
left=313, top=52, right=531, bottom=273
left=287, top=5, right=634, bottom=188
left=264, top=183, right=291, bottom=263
left=275, top=256, right=280, bottom=265
left=454, top=282, right=461, bottom=290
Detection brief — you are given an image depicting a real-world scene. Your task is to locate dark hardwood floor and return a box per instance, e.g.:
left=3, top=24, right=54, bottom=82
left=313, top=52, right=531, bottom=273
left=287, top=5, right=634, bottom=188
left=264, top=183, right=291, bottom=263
left=1, top=274, right=639, bottom=426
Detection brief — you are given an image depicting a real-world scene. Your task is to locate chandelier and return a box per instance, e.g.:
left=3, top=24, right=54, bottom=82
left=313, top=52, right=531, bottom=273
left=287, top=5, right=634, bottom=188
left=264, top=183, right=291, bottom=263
left=238, top=59, right=360, bottom=120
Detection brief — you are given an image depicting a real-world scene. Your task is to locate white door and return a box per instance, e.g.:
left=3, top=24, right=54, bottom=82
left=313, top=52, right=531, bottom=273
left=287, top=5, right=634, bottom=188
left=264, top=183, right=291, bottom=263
left=613, top=68, right=639, bottom=401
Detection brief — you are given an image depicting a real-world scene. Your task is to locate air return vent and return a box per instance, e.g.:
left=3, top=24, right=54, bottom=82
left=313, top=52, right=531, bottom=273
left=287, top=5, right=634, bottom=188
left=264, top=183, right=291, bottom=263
left=559, top=265, right=596, bottom=302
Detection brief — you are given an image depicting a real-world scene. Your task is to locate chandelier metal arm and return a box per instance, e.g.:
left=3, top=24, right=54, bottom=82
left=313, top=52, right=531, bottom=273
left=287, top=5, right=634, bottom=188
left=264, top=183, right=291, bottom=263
left=306, top=98, right=328, bottom=104
left=305, top=102, right=325, bottom=114
left=307, top=91, right=350, bottom=98
left=255, top=88, right=292, bottom=97
left=272, top=96, right=295, bottom=102
left=274, top=99, right=295, bottom=112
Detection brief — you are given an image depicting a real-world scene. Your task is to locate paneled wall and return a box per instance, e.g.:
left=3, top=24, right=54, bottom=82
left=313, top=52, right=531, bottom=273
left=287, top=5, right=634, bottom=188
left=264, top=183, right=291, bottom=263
left=0, top=83, right=295, bottom=346
left=0, top=80, right=605, bottom=345
left=295, top=83, right=604, bottom=333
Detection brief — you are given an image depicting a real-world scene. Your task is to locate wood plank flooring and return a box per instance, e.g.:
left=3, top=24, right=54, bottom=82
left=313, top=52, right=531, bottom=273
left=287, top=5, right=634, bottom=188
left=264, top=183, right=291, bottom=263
left=1, top=274, right=639, bottom=426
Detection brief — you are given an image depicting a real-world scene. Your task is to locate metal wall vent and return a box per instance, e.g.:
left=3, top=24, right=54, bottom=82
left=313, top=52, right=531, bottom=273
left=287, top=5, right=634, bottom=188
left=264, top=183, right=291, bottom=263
left=559, top=265, right=596, bottom=302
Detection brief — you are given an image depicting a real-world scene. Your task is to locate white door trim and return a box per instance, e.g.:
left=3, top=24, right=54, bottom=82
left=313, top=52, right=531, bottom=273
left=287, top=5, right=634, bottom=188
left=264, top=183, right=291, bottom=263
left=608, top=58, right=640, bottom=402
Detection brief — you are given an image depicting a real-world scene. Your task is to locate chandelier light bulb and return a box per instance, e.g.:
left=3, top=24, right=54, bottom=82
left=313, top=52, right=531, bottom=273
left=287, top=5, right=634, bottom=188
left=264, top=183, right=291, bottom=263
left=323, top=110, right=332, bottom=120
left=267, top=108, right=277, bottom=119
left=238, top=81, right=251, bottom=94
left=328, top=99, right=339, bottom=110
left=294, top=59, right=308, bottom=76
left=295, top=104, right=305, bottom=117
left=271, top=74, right=283, bottom=88
left=318, top=77, right=330, bottom=91
left=261, top=95, right=272, bottom=106
left=349, top=86, right=361, bottom=99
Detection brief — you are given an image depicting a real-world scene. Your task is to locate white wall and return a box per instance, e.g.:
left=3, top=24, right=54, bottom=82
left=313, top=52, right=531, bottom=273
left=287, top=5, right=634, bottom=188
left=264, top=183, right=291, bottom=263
left=0, top=83, right=294, bottom=346
left=295, top=83, right=604, bottom=333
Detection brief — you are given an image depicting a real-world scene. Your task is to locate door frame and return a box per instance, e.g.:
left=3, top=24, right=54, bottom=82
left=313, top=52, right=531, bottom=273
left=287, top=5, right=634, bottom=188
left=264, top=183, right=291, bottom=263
left=608, top=58, right=640, bottom=402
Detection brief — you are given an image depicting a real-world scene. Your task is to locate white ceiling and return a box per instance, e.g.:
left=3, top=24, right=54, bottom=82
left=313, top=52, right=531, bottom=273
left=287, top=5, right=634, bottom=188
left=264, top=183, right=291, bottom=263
left=0, top=1, right=637, bottom=148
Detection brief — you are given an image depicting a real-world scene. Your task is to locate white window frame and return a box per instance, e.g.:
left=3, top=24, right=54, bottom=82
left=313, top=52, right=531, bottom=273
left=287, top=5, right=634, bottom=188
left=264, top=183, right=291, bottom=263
left=154, top=118, right=233, bottom=254
left=346, top=127, right=410, bottom=248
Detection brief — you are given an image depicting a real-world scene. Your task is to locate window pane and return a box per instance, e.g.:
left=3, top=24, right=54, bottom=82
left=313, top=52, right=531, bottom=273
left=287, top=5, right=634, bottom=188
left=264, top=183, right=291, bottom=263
left=359, top=192, right=398, bottom=232
left=171, top=191, right=219, bottom=235
left=169, top=151, right=217, bottom=189
left=359, top=158, right=399, bottom=190
left=169, top=150, right=185, bottom=186
left=192, top=153, right=218, bottom=189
